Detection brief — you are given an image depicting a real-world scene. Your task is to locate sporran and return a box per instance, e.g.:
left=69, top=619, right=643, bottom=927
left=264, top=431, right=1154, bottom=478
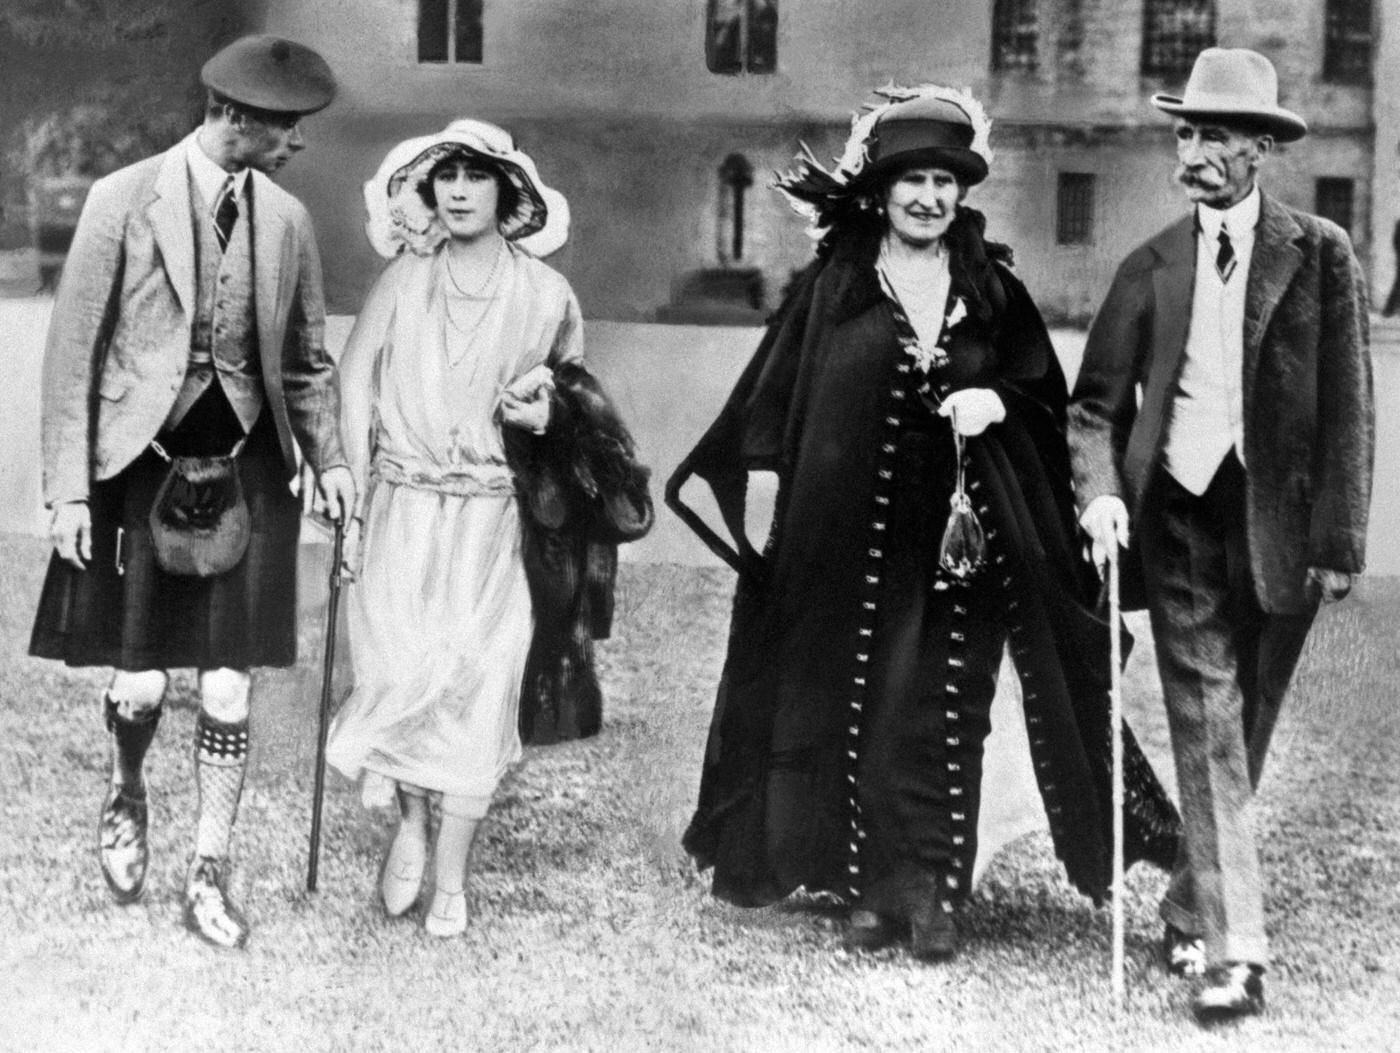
left=147, top=437, right=251, bottom=577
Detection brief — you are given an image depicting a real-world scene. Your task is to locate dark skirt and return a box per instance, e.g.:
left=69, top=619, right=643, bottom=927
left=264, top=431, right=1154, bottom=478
left=30, top=385, right=301, bottom=671
left=682, top=409, right=1181, bottom=912
left=854, top=428, right=1005, bottom=921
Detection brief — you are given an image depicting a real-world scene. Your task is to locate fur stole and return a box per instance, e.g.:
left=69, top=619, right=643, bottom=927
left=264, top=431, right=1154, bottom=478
left=506, top=362, right=653, bottom=744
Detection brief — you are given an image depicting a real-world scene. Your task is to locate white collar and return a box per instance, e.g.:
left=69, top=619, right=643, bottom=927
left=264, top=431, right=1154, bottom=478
left=186, top=130, right=250, bottom=212
left=1197, top=184, right=1261, bottom=241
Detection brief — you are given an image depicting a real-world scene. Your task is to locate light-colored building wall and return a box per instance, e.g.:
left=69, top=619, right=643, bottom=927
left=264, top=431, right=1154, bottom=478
left=260, top=0, right=1383, bottom=322
left=1371, top=2, right=1400, bottom=308
left=261, top=0, right=991, bottom=123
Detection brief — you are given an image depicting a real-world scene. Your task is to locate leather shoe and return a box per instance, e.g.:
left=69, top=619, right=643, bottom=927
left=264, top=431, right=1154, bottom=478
left=1192, top=962, right=1265, bottom=1022
left=182, top=856, right=250, bottom=950
left=98, top=782, right=149, bottom=904
left=843, top=909, right=899, bottom=952
left=1164, top=923, right=1206, bottom=977
left=424, top=889, right=468, bottom=938
left=909, top=903, right=958, bottom=962
left=379, top=823, right=427, bottom=917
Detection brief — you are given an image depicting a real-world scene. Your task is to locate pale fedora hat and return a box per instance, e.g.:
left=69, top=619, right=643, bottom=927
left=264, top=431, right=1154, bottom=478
left=1152, top=47, right=1306, bottom=142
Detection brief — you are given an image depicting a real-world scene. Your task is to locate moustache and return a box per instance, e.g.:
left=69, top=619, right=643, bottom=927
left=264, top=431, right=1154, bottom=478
left=1174, top=165, right=1223, bottom=190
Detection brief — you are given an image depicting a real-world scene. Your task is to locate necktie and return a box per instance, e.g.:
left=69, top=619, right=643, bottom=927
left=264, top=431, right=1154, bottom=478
left=1215, top=224, right=1237, bottom=284
left=214, top=178, right=239, bottom=253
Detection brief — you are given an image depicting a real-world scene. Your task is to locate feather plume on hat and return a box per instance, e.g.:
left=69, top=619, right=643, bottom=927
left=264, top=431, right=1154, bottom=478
left=775, top=84, right=994, bottom=241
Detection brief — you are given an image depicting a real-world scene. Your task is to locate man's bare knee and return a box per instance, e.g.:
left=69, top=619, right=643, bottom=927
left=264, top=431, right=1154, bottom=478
left=198, top=668, right=251, bottom=722
left=108, top=670, right=168, bottom=718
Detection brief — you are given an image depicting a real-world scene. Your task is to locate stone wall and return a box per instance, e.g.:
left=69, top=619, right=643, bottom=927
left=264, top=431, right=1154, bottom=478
left=258, top=0, right=1382, bottom=323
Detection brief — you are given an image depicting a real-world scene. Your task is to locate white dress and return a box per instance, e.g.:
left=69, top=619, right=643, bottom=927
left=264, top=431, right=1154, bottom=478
left=326, top=241, right=584, bottom=815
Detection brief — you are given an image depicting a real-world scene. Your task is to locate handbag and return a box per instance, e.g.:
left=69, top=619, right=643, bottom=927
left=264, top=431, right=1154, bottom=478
left=938, top=424, right=986, bottom=582
left=147, top=437, right=252, bottom=577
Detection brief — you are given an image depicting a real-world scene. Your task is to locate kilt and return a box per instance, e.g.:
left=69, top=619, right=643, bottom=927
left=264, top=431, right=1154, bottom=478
left=30, top=385, right=301, bottom=671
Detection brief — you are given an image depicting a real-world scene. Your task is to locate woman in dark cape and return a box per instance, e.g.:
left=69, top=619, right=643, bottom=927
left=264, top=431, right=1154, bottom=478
left=667, top=85, right=1180, bottom=960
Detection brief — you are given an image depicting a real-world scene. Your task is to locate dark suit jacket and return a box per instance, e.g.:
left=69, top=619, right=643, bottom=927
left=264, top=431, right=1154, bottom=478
left=40, top=135, right=345, bottom=508
left=1068, top=192, right=1374, bottom=614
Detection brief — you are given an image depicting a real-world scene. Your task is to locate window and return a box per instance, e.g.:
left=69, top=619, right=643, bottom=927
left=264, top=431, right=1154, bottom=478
left=1141, top=0, right=1215, bottom=78
left=1056, top=173, right=1095, bottom=245
left=419, top=0, right=483, bottom=64
left=706, top=0, right=777, bottom=75
left=718, top=154, right=754, bottom=262
left=991, top=0, right=1038, bottom=73
left=1316, top=178, right=1355, bottom=236
left=1323, top=0, right=1372, bottom=85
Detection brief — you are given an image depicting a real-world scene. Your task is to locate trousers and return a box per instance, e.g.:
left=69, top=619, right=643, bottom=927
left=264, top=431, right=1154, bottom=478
left=1140, top=453, right=1317, bottom=966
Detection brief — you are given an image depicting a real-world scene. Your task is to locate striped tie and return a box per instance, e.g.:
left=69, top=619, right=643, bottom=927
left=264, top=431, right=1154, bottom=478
left=1215, top=224, right=1237, bottom=284
left=213, top=178, right=238, bottom=253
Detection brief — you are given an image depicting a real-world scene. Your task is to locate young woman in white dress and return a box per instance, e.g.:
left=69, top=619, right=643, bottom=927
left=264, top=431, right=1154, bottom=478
left=326, top=120, right=581, bottom=936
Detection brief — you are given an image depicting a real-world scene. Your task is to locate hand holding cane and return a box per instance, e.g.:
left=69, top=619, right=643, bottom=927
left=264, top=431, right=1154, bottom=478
left=306, top=518, right=345, bottom=892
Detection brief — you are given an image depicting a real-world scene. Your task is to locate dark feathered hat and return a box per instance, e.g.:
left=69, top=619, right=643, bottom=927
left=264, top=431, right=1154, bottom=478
left=775, top=84, right=994, bottom=237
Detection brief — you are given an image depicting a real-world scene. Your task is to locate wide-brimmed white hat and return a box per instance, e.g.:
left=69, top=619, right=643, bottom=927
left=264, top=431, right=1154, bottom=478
left=363, top=119, right=570, bottom=258
left=1152, top=48, right=1306, bottom=142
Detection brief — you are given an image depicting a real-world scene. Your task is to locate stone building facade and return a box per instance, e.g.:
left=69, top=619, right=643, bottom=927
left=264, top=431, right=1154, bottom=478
left=257, top=0, right=1391, bottom=323
left=7, top=2, right=1391, bottom=323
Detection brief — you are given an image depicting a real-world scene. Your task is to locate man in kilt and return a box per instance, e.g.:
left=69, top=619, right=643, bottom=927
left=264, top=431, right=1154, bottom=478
left=30, top=35, right=354, bottom=949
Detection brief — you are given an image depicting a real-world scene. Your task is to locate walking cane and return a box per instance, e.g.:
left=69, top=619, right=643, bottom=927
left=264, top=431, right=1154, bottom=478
left=306, top=518, right=345, bottom=892
left=1108, top=545, right=1126, bottom=1008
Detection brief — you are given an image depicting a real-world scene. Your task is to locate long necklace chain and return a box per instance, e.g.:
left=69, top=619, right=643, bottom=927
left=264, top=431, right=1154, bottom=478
left=445, top=240, right=504, bottom=298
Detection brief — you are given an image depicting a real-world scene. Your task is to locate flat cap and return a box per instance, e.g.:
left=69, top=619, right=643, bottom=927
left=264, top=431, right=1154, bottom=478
left=201, top=34, right=336, bottom=116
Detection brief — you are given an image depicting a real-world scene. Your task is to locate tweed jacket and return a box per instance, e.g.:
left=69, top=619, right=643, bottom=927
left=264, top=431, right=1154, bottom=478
left=40, top=137, right=345, bottom=508
left=1068, top=192, right=1374, bottom=613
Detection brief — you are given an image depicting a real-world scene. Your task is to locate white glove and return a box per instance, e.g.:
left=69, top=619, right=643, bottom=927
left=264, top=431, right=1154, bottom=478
left=1079, top=494, right=1130, bottom=572
left=499, top=365, right=555, bottom=435
left=938, top=387, right=1006, bottom=436
left=503, top=364, right=555, bottom=402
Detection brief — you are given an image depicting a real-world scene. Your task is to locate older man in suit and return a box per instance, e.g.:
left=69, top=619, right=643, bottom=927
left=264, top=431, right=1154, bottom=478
left=30, top=35, right=354, bottom=949
left=1070, top=48, right=1373, bottom=1020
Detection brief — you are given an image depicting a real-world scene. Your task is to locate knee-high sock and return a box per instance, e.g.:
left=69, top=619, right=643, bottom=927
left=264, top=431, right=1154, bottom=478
left=193, top=711, right=249, bottom=859
left=105, top=694, right=161, bottom=790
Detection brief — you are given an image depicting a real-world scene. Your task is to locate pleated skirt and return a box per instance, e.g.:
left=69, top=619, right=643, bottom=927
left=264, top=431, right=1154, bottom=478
left=30, top=385, right=300, bottom=671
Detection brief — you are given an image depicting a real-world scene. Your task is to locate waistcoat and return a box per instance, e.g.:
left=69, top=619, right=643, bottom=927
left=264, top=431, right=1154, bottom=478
left=164, top=177, right=264, bottom=434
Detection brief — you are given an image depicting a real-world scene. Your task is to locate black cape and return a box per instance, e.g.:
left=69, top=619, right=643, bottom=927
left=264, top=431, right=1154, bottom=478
left=667, top=214, right=1180, bottom=907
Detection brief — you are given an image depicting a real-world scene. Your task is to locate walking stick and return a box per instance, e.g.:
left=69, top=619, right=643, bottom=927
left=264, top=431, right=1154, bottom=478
left=306, top=518, right=345, bottom=892
left=1108, top=546, right=1126, bottom=1008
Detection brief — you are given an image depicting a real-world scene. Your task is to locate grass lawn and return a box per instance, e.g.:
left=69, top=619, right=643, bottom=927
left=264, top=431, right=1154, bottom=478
left=2, top=533, right=1398, bottom=1052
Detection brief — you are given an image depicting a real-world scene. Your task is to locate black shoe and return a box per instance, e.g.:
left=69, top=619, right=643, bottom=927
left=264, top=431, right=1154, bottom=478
left=909, top=903, right=958, bottom=962
left=182, top=856, right=250, bottom=950
left=843, top=909, right=899, bottom=952
left=1192, top=962, right=1265, bottom=1022
left=1164, top=923, right=1206, bottom=977
left=98, top=782, right=149, bottom=904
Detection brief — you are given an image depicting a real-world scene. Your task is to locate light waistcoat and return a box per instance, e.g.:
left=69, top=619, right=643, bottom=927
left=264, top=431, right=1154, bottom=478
left=164, top=175, right=264, bottom=433
left=1164, top=186, right=1260, bottom=495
